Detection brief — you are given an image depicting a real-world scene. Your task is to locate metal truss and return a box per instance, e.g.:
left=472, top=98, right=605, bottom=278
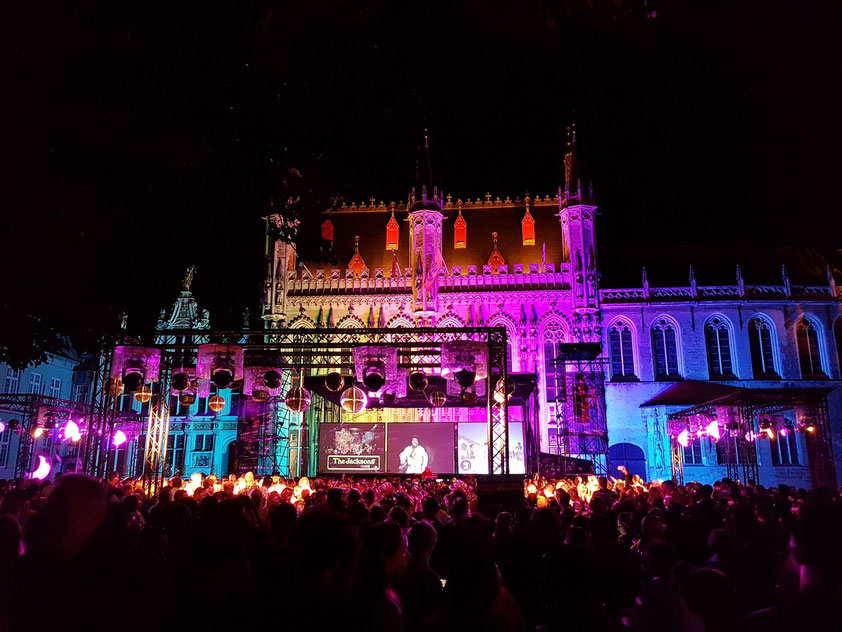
left=551, top=355, right=610, bottom=476
left=670, top=436, right=684, bottom=485
left=0, top=393, right=90, bottom=478
left=95, top=326, right=509, bottom=478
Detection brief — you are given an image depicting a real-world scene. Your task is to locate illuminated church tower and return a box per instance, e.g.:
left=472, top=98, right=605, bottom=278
left=558, top=124, right=600, bottom=342
left=408, top=134, right=445, bottom=321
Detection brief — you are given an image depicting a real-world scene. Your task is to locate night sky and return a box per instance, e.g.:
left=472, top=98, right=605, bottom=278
left=2, top=1, right=840, bottom=357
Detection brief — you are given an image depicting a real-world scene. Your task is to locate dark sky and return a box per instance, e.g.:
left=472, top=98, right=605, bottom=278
left=2, top=1, right=840, bottom=353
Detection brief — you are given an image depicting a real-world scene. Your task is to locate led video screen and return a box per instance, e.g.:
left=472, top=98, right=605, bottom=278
left=318, top=423, right=385, bottom=473
left=456, top=422, right=526, bottom=475
left=386, top=423, right=455, bottom=475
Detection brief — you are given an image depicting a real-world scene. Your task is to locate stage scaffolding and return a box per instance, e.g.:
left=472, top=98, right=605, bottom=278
left=84, top=326, right=510, bottom=487
left=549, top=343, right=610, bottom=476
left=666, top=387, right=836, bottom=487
left=0, top=393, right=91, bottom=478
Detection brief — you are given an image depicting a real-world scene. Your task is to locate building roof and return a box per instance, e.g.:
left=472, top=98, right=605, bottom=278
left=299, top=195, right=564, bottom=274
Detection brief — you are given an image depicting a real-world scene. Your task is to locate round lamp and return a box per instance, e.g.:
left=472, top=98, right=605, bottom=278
left=208, top=394, right=226, bottom=412
left=428, top=390, right=446, bottom=407
left=285, top=387, right=312, bottom=413
left=134, top=385, right=153, bottom=403
left=340, top=386, right=367, bottom=414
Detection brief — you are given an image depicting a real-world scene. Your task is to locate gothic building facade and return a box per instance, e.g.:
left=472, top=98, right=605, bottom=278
left=261, top=133, right=842, bottom=487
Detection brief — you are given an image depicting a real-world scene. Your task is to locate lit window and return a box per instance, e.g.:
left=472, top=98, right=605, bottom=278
left=683, top=438, right=704, bottom=465
left=608, top=321, right=636, bottom=379
left=48, top=377, right=62, bottom=399
left=386, top=212, right=399, bottom=250
left=705, top=317, right=734, bottom=379
left=748, top=318, right=778, bottom=378
left=521, top=207, right=535, bottom=246
left=29, top=373, right=43, bottom=394
left=454, top=209, right=467, bottom=249
left=4, top=369, right=20, bottom=394
left=796, top=318, right=826, bottom=378
left=652, top=319, right=680, bottom=379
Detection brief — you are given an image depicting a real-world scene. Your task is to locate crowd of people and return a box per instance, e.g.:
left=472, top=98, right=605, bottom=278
left=0, top=469, right=840, bottom=631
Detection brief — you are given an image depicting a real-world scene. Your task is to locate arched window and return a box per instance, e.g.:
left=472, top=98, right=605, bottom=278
left=834, top=318, right=842, bottom=379
left=748, top=317, right=778, bottom=379
left=541, top=322, right=567, bottom=406
left=651, top=319, right=680, bottom=380
left=608, top=320, right=636, bottom=380
left=796, top=318, right=826, bottom=378
left=705, top=317, right=735, bottom=379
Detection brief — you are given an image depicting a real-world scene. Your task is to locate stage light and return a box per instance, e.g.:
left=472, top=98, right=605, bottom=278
left=428, top=390, right=446, bottom=407
left=705, top=420, right=720, bottom=441
left=0, top=421, right=5, bottom=434
left=171, top=372, right=190, bottom=391
left=134, top=385, right=153, bottom=403
left=208, top=395, right=226, bottom=413
left=43, top=417, right=57, bottom=430
left=109, top=378, right=124, bottom=397
left=493, top=377, right=516, bottom=403
left=33, top=427, right=44, bottom=439
left=63, top=420, right=81, bottom=442
left=363, top=361, right=386, bottom=392
left=325, top=372, right=345, bottom=392
left=285, top=387, right=312, bottom=413
left=8, top=419, right=20, bottom=434
left=122, top=367, right=144, bottom=393
left=29, top=455, right=50, bottom=480
left=179, top=393, right=196, bottom=406
left=408, top=371, right=428, bottom=392
left=263, top=370, right=282, bottom=390
left=455, top=369, right=476, bottom=388
left=340, top=386, right=367, bottom=414
left=779, top=425, right=791, bottom=437
left=460, top=389, right=477, bottom=404
left=676, top=428, right=690, bottom=448
left=252, top=389, right=267, bottom=402
left=211, top=367, right=233, bottom=389
left=112, top=430, right=127, bottom=447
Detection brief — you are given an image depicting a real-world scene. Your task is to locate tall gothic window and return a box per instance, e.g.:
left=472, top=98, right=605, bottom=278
left=796, top=318, right=826, bottom=378
left=651, top=319, right=680, bottom=380
left=705, top=317, right=735, bottom=379
left=543, top=340, right=565, bottom=404
left=608, top=321, right=636, bottom=380
left=748, top=317, right=778, bottom=378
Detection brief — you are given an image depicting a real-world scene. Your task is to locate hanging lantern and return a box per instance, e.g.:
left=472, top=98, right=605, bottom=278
left=325, top=372, right=345, bottom=392
left=208, top=394, right=226, bottom=413
left=428, top=390, right=447, bottom=407
left=340, top=386, right=367, bottom=414
left=134, top=385, right=153, bottom=404
left=0, top=420, right=5, bottom=434
left=109, top=378, right=124, bottom=397
left=285, top=387, right=312, bottom=413
left=408, top=371, right=429, bottom=392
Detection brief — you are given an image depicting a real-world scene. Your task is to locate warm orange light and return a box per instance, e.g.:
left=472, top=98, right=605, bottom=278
left=134, top=385, right=153, bottom=403
left=208, top=394, right=226, bottom=412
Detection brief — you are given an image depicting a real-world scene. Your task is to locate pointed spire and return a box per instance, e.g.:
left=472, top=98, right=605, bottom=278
left=561, top=119, right=595, bottom=207
left=348, top=235, right=367, bottom=277
left=488, top=231, right=505, bottom=273
left=409, top=130, right=441, bottom=212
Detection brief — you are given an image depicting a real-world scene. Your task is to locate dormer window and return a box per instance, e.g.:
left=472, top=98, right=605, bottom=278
left=386, top=211, right=399, bottom=250
left=454, top=208, right=467, bottom=249
left=521, top=205, right=536, bottom=246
